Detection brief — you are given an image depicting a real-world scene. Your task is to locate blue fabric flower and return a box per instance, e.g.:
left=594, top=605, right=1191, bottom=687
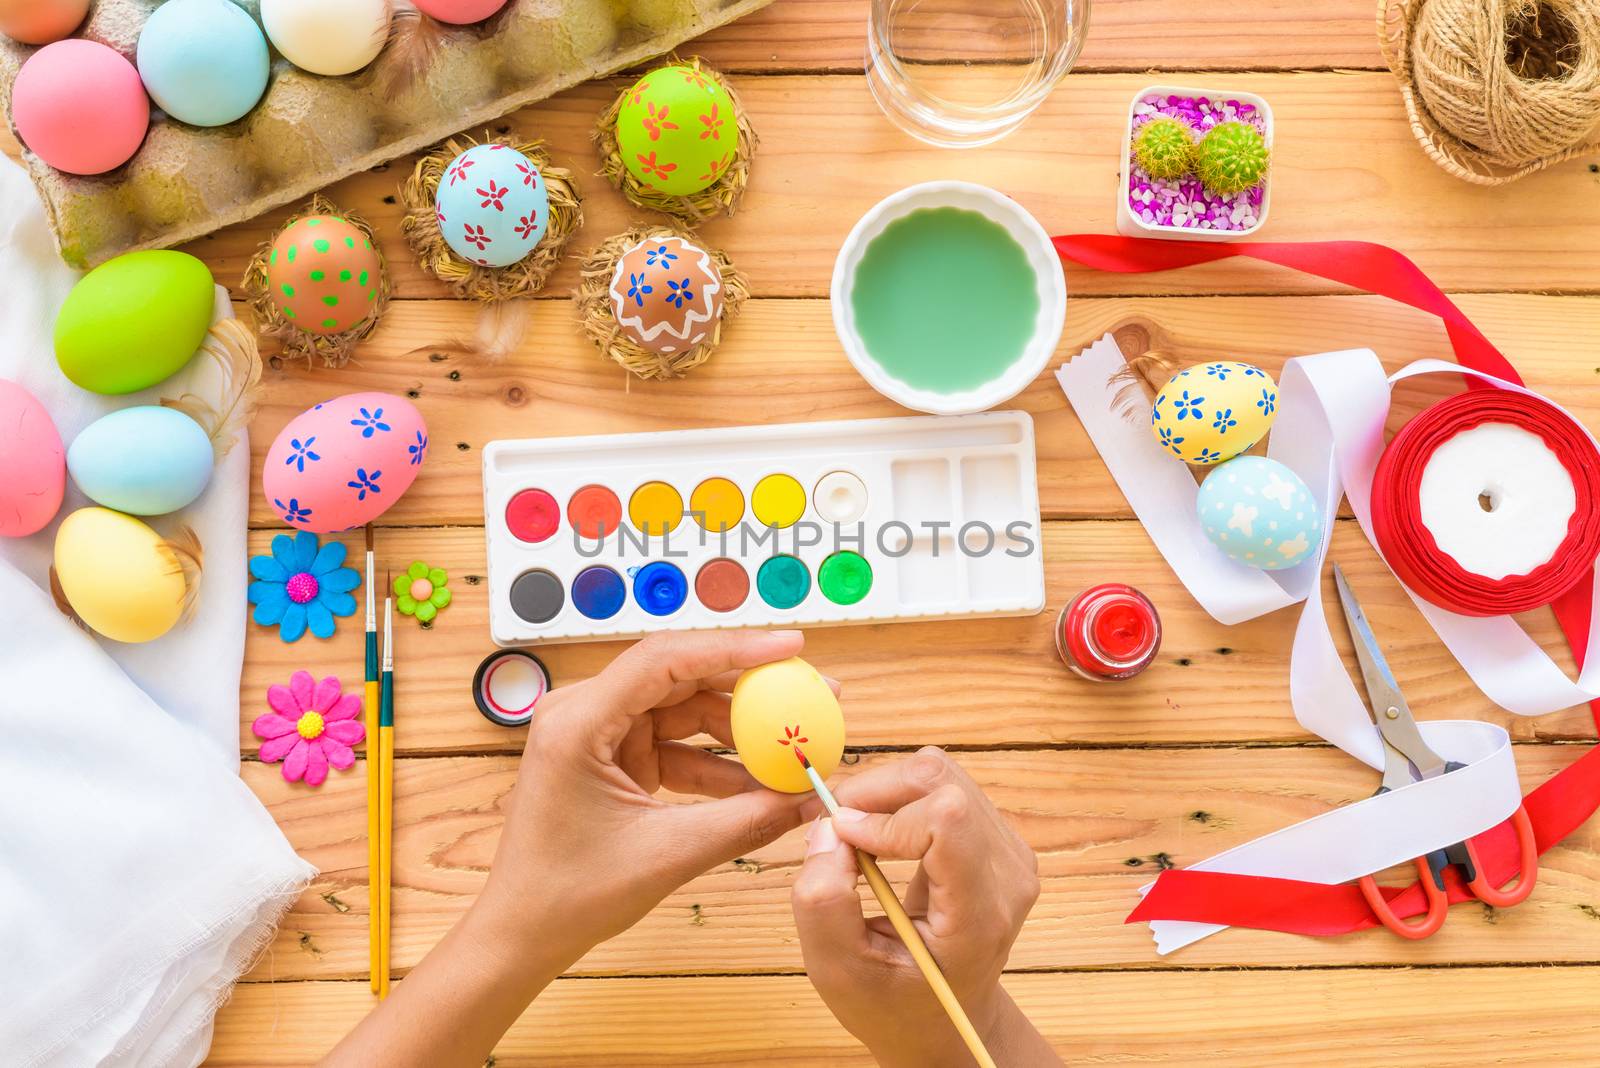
left=248, top=531, right=360, bottom=643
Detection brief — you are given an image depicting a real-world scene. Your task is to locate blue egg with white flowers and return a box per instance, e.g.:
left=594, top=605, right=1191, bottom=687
left=434, top=144, right=550, bottom=268
left=68, top=406, right=214, bottom=516
left=1197, top=455, right=1323, bottom=570
left=136, top=0, right=270, bottom=128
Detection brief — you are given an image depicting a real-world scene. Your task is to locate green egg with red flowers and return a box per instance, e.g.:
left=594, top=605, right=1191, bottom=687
left=615, top=64, right=739, bottom=197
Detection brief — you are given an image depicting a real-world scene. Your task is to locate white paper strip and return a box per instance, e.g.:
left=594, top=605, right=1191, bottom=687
left=1058, top=338, right=1598, bottom=952
left=1145, top=720, right=1521, bottom=952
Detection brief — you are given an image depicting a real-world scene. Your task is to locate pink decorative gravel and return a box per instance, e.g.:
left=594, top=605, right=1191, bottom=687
left=1128, top=93, right=1267, bottom=233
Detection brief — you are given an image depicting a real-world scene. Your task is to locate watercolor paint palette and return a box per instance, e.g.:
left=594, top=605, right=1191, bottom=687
left=482, top=412, right=1046, bottom=646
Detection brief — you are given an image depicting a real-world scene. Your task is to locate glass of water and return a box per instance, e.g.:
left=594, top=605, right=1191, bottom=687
left=866, top=0, right=1091, bottom=149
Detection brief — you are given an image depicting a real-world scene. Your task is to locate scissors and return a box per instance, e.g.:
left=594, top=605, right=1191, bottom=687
left=1333, top=563, right=1539, bottom=939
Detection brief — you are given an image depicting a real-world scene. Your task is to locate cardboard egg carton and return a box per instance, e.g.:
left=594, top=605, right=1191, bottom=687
left=0, top=0, right=772, bottom=268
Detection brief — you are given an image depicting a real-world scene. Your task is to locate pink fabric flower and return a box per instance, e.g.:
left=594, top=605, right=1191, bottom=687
left=254, top=671, right=365, bottom=786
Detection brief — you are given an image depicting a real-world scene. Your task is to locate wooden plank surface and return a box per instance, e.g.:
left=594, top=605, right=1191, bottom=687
left=245, top=293, right=1600, bottom=528
left=211, top=968, right=1600, bottom=1066
left=241, top=522, right=1592, bottom=756
left=183, top=72, right=1600, bottom=301
left=174, top=0, right=1600, bottom=1060
left=243, top=746, right=1600, bottom=983
left=694, top=0, right=1386, bottom=73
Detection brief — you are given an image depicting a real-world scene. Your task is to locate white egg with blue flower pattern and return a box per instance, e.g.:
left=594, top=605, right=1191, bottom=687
left=434, top=144, right=550, bottom=268
left=1197, top=456, right=1323, bottom=570
left=1151, top=360, right=1278, bottom=466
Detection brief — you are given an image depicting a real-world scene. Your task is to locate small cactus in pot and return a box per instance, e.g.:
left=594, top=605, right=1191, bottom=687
left=1195, top=121, right=1270, bottom=195
left=1132, top=116, right=1196, bottom=180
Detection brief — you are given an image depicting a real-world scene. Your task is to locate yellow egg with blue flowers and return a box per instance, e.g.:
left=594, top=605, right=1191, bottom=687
left=1151, top=360, right=1278, bottom=466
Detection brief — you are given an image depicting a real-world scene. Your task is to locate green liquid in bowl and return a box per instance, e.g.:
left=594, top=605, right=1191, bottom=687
left=849, top=207, right=1040, bottom=395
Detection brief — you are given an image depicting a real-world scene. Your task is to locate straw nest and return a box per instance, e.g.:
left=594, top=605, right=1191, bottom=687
left=576, top=224, right=749, bottom=380
left=593, top=56, right=758, bottom=225
left=399, top=133, right=583, bottom=301
left=1381, top=0, right=1600, bottom=184
left=243, top=195, right=392, bottom=368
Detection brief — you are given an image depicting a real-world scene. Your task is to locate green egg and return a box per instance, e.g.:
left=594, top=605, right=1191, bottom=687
left=54, top=251, right=215, bottom=396
left=616, top=64, right=739, bottom=197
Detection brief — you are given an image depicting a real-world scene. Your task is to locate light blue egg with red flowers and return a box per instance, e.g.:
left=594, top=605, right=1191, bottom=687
left=434, top=144, right=549, bottom=269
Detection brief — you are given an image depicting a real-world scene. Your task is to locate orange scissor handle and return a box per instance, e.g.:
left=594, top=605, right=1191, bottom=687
left=1359, top=856, right=1449, bottom=940
left=1463, top=805, right=1539, bottom=908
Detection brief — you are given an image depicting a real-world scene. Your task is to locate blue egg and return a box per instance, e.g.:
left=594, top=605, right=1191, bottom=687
left=68, top=406, right=214, bottom=516
left=434, top=144, right=551, bottom=268
left=1197, top=455, right=1323, bottom=570
left=136, top=0, right=270, bottom=128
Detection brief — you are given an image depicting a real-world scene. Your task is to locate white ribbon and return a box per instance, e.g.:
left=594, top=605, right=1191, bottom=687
left=1058, top=336, right=1600, bottom=952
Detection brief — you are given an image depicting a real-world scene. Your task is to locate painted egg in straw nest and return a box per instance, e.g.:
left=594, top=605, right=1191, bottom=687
left=399, top=134, right=582, bottom=303
left=242, top=195, right=392, bottom=368
left=594, top=56, right=757, bottom=225
left=576, top=225, right=749, bottom=380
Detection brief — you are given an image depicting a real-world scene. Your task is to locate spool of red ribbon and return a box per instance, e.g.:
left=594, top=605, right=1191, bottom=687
left=1370, top=389, right=1600, bottom=616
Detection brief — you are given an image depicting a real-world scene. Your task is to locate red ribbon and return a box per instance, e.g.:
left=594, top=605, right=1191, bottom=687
left=1371, top=390, right=1600, bottom=616
left=1051, top=235, right=1600, bottom=937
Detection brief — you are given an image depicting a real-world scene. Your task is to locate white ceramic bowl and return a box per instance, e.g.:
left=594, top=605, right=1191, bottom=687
left=1117, top=84, right=1274, bottom=242
left=831, top=181, right=1067, bottom=415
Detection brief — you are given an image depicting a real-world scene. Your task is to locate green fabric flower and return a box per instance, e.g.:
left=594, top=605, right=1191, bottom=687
left=394, top=561, right=452, bottom=623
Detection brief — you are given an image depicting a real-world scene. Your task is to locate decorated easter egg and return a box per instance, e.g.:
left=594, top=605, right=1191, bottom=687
left=261, top=0, right=390, bottom=76
left=608, top=236, right=724, bottom=355
left=12, top=39, right=149, bottom=175
left=262, top=392, right=428, bottom=533
left=266, top=216, right=383, bottom=335
left=616, top=64, right=739, bottom=197
left=137, top=0, right=270, bottom=127
left=0, top=0, right=88, bottom=44
left=68, top=406, right=213, bottom=516
left=55, top=251, right=215, bottom=395
left=413, top=0, right=508, bottom=23
left=54, top=508, right=189, bottom=643
left=730, top=657, right=844, bottom=794
left=1197, top=456, right=1323, bottom=571
left=435, top=144, right=550, bottom=268
left=1151, top=361, right=1278, bottom=466
left=0, top=379, right=65, bottom=537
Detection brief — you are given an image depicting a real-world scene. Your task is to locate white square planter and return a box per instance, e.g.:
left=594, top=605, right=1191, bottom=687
left=1117, top=84, right=1274, bottom=242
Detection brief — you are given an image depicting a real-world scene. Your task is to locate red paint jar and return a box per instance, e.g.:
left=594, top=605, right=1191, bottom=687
left=1056, top=583, right=1161, bottom=681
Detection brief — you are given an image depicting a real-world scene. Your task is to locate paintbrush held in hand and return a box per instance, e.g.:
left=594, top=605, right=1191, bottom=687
left=793, top=746, right=998, bottom=1068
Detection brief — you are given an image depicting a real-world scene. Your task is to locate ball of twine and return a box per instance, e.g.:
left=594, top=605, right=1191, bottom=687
left=1382, top=0, right=1600, bottom=183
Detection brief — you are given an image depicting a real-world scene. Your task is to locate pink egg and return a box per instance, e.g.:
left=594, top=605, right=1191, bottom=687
left=413, top=0, right=508, bottom=24
left=12, top=39, right=149, bottom=175
left=0, top=379, right=65, bottom=537
left=262, top=392, right=428, bottom=534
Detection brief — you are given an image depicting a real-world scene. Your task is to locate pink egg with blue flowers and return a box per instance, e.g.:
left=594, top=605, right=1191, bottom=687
left=262, top=392, right=427, bottom=533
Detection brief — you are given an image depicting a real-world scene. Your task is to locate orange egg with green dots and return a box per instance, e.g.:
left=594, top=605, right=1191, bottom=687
left=265, top=215, right=383, bottom=336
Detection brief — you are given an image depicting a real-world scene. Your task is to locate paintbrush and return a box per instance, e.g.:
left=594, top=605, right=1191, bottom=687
left=365, top=527, right=380, bottom=995
left=377, top=591, right=395, bottom=999
left=793, top=746, right=997, bottom=1068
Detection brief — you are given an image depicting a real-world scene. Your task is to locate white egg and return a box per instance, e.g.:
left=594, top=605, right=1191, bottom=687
left=261, top=0, right=390, bottom=77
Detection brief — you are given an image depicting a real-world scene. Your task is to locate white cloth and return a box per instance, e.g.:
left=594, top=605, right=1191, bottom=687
left=0, top=159, right=315, bottom=1065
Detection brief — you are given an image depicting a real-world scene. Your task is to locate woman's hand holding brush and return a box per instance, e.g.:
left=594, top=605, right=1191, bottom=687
left=792, top=747, right=1059, bottom=1067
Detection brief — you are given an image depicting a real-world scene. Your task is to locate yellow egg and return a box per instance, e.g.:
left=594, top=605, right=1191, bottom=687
left=1150, top=360, right=1278, bottom=466
left=730, top=657, right=844, bottom=793
left=54, top=508, right=188, bottom=643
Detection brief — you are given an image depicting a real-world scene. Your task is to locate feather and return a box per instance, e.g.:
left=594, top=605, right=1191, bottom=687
left=160, top=318, right=263, bottom=462
left=161, top=526, right=206, bottom=625
left=377, top=7, right=446, bottom=99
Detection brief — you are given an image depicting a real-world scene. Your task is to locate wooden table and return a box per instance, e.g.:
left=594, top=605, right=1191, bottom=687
left=185, top=1, right=1600, bottom=1061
